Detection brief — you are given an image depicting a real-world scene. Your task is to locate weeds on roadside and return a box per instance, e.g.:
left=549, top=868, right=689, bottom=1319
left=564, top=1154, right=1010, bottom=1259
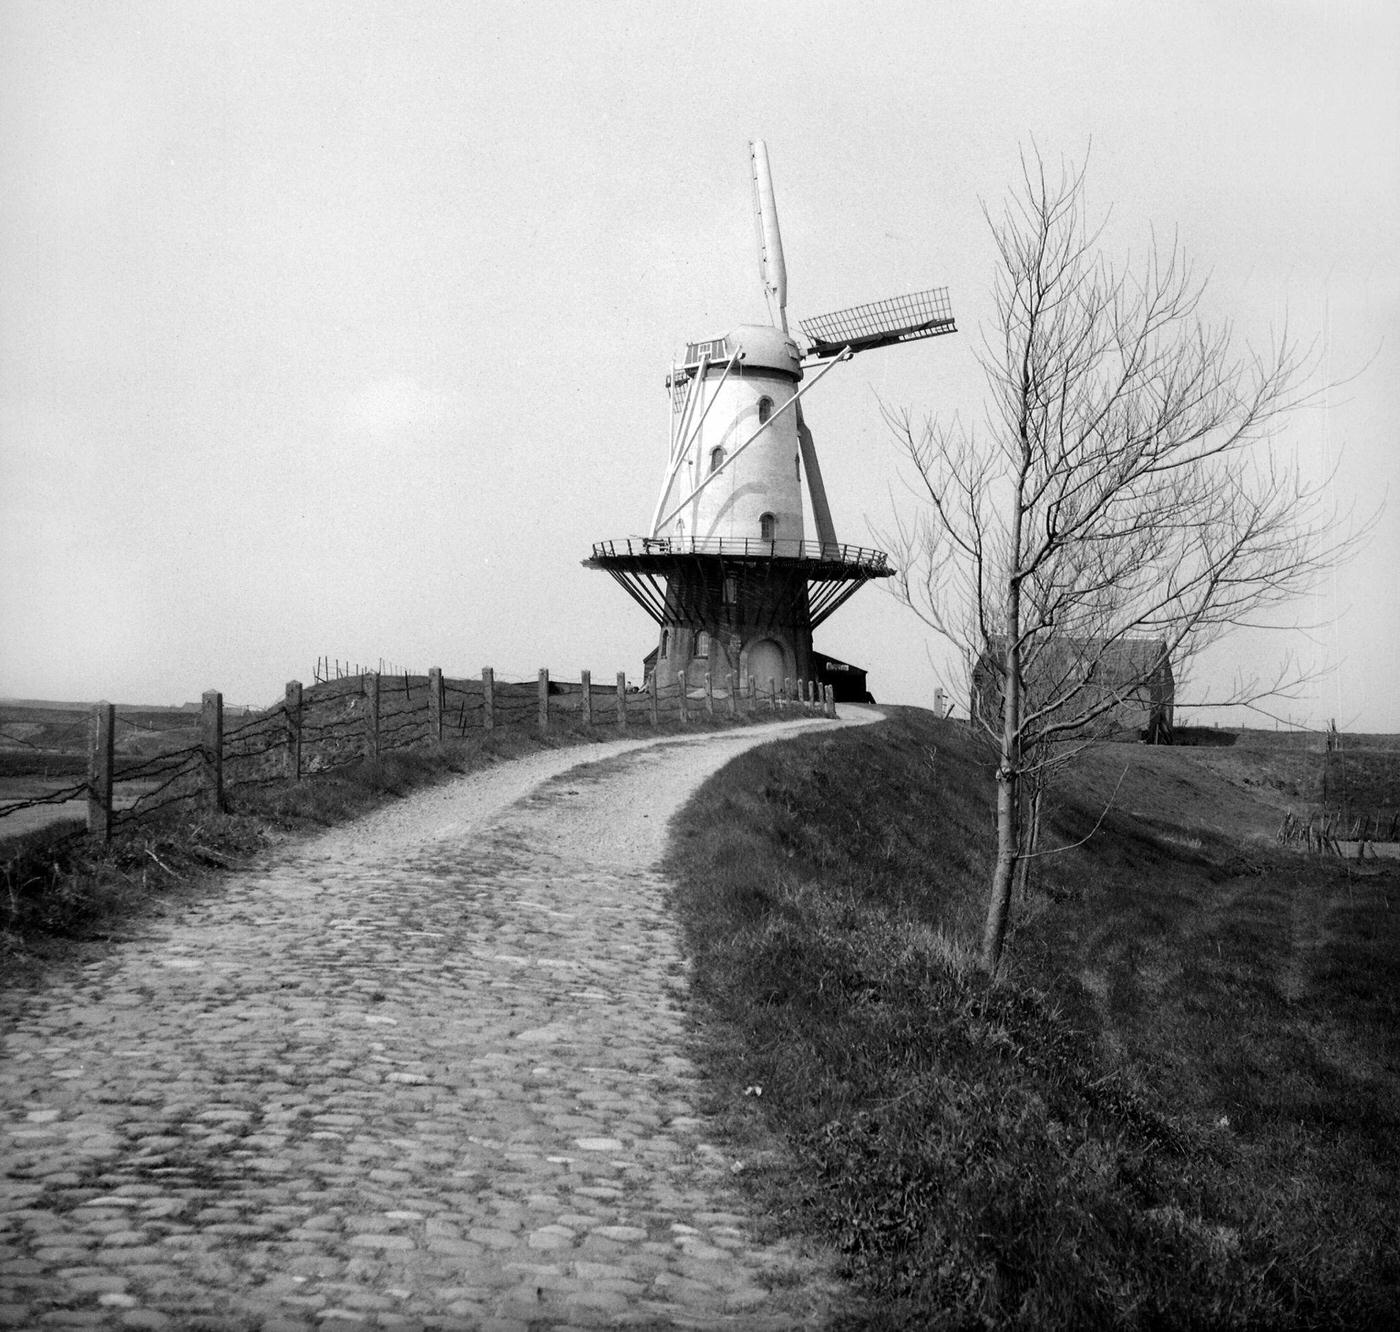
left=1, top=809, right=270, bottom=974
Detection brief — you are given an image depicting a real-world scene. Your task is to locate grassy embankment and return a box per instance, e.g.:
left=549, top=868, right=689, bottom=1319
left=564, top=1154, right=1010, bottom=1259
left=667, top=707, right=1399, bottom=1329
left=0, top=707, right=777, bottom=986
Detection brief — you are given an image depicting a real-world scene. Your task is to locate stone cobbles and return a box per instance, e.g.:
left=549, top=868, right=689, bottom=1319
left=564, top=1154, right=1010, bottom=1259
left=1, top=721, right=866, bottom=1328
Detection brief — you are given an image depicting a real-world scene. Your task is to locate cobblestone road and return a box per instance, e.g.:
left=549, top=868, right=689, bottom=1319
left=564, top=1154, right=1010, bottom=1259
left=1, top=716, right=874, bottom=1330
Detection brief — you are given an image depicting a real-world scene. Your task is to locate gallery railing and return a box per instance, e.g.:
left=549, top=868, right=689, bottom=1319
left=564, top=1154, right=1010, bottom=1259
left=589, top=536, right=890, bottom=571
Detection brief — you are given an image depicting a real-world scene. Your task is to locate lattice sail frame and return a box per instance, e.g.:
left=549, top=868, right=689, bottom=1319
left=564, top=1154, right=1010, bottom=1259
left=799, top=287, right=956, bottom=359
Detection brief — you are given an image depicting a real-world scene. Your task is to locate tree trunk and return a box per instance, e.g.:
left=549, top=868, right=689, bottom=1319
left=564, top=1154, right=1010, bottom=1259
left=1014, top=780, right=1043, bottom=899
left=982, top=764, right=1020, bottom=975
left=983, top=451, right=1026, bottom=977
left=983, top=621, right=1022, bottom=974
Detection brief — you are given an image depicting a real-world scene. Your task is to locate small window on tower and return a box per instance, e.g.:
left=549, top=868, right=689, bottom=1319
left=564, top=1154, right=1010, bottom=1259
left=660, top=629, right=670, bottom=659
left=695, top=632, right=710, bottom=659
left=723, top=575, right=738, bottom=605
left=709, top=446, right=725, bottom=473
left=760, top=512, right=777, bottom=541
left=758, top=396, right=773, bottom=425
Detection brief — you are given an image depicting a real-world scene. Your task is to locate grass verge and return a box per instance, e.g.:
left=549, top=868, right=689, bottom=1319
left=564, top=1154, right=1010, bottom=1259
left=665, top=706, right=1400, bottom=1329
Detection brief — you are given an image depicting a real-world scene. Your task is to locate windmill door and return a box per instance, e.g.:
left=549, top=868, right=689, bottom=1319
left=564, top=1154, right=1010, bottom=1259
left=746, top=639, right=786, bottom=695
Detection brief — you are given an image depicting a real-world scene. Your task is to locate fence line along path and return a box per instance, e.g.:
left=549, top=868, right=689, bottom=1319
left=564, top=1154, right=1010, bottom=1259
left=0, top=711, right=879, bottom=1329
left=0, top=664, right=835, bottom=845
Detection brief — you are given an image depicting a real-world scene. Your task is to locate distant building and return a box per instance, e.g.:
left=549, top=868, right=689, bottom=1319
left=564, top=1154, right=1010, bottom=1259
left=970, top=636, right=1174, bottom=744
left=811, top=651, right=873, bottom=704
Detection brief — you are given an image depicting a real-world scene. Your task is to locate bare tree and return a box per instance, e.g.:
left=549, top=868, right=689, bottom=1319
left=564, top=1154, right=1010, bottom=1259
left=880, top=148, right=1360, bottom=976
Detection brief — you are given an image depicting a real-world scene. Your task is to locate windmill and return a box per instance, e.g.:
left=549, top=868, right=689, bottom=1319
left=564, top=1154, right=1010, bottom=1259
left=585, top=141, right=957, bottom=700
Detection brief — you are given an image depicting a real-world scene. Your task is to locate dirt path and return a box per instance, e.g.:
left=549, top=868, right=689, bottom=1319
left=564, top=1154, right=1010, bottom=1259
left=0, top=710, right=880, bottom=1331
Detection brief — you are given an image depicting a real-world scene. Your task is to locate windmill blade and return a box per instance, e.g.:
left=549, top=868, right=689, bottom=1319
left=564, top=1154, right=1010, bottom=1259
left=800, top=287, right=956, bottom=359
left=795, top=404, right=838, bottom=549
left=749, top=140, right=788, bottom=330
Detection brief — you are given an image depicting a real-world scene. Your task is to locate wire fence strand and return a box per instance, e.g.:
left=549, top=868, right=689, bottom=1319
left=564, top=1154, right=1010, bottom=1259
left=2, top=667, right=833, bottom=841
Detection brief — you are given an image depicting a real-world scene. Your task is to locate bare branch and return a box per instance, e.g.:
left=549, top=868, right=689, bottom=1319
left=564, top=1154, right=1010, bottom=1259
left=883, top=144, right=1376, bottom=976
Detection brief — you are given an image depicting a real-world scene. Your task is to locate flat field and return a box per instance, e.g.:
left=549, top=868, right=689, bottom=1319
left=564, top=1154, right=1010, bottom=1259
left=0, top=702, right=201, bottom=841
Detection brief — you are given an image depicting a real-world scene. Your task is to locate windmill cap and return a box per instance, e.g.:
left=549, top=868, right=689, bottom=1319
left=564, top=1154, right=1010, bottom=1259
left=681, top=324, right=802, bottom=379
left=727, top=325, right=802, bottom=376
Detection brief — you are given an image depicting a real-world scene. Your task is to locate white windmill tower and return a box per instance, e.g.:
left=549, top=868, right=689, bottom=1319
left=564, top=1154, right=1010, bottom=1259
left=586, top=141, right=957, bottom=698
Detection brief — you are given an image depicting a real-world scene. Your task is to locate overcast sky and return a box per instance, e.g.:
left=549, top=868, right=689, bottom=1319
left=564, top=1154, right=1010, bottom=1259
left=2, top=1, right=1397, bottom=730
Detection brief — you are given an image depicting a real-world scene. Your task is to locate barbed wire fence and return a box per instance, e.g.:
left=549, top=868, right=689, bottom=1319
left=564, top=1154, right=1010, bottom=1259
left=1, top=665, right=835, bottom=846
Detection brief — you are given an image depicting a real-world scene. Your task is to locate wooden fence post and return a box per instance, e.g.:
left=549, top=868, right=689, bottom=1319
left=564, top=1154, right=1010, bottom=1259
left=748, top=677, right=756, bottom=713
left=825, top=684, right=835, bottom=718
left=87, top=701, right=115, bottom=842
left=704, top=670, right=714, bottom=717
left=784, top=677, right=793, bottom=707
left=428, top=668, right=443, bottom=744
left=727, top=672, right=737, bottom=717
left=649, top=672, right=659, bottom=725
left=538, top=668, right=550, bottom=732
left=616, top=672, right=628, bottom=730
left=581, top=670, right=593, bottom=726
left=769, top=678, right=777, bottom=712
left=201, top=690, right=224, bottom=812
left=284, top=680, right=302, bottom=781
left=482, top=667, right=495, bottom=731
left=363, top=673, right=380, bottom=759
left=679, top=669, right=689, bottom=724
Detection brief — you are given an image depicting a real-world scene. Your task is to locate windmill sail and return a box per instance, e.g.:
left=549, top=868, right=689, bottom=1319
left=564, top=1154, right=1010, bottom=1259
left=749, top=140, right=788, bottom=330
left=801, top=288, right=956, bottom=358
